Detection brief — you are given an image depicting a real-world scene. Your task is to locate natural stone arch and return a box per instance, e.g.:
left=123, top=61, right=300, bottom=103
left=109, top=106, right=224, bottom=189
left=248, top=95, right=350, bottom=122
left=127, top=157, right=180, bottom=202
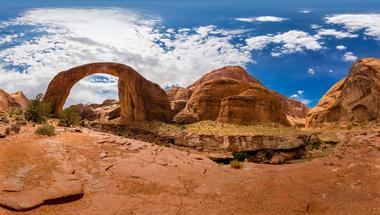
left=43, top=63, right=173, bottom=123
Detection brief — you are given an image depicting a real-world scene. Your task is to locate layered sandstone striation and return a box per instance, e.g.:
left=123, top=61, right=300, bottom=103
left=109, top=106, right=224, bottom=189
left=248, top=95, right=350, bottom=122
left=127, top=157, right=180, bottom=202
left=43, top=63, right=173, bottom=123
left=306, top=58, right=380, bottom=128
left=173, top=66, right=308, bottom=125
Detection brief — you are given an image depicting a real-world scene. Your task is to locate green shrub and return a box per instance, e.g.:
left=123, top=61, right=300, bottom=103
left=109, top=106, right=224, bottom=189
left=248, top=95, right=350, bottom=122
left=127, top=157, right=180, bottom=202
left=59, top=106, right=81, bottom=127
left=36, top=124, right=55, bottom=136
left=233, top=151, right=247, bottom=161
left=230, top=160, right=244, bottom=169
left=24, top=94, right=51, bottom=124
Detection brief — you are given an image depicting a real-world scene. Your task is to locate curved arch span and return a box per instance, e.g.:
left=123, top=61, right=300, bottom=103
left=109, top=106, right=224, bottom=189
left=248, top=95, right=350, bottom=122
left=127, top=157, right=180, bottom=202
left=43, top=62, right=173, bottom=123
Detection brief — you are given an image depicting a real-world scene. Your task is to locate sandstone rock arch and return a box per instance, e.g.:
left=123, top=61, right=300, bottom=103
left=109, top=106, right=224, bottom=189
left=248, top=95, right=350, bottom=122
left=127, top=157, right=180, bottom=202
left=43, top=63, right=173, bottom=123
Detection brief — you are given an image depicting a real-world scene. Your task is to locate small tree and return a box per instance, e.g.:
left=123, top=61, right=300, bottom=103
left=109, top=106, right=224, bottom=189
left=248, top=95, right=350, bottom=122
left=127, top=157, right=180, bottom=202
left=24, top=93, right=51, bottom=123
left=59, top=106, right=81, bottom=127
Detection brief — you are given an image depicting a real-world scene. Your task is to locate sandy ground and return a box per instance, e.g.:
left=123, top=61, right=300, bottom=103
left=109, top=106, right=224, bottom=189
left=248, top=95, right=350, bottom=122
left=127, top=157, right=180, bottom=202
left=0, top=126, right=379, bottom=214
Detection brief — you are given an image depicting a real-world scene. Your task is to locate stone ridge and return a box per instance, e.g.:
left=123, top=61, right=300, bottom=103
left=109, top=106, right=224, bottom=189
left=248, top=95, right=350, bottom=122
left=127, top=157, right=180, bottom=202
left=306, top=58, right=380, bottom=128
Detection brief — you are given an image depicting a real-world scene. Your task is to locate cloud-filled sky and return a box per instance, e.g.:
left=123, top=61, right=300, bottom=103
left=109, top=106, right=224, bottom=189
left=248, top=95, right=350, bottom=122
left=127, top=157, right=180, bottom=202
left=0, top=0, right=380, bottom=107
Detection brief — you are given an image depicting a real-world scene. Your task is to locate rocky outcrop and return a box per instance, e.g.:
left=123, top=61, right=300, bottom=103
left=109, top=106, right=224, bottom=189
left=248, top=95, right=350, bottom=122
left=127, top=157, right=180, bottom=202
left=218, top=88, right=289, bottom=125
left=43, top=63, right=173, bottom=123
left=10, top=91, right=30, bottom=109
left=174, top=66, right=307, bottom=125
left=306, top=58, right=380, bottom=128
left=166, top=86, right=190, bottom=114
left=187, top=66, right=262, bottom=94
left=0, top=89, right=29, bottom=111
left=72, top=99, right=121, bottom=121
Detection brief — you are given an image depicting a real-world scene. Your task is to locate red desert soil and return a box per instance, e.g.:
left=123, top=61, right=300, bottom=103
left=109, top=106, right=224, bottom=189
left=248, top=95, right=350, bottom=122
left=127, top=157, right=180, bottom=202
left=0, top=126, right=379, bottom=214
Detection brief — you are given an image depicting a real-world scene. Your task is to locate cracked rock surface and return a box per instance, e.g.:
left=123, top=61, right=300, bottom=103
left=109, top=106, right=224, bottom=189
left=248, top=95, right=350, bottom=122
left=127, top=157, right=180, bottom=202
left=0, top=126, right=379, bottom=214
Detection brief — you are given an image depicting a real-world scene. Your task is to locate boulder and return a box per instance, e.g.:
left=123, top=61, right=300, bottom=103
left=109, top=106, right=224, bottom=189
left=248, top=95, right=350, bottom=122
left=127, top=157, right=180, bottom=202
left=306, top=58, right=380, bottom=128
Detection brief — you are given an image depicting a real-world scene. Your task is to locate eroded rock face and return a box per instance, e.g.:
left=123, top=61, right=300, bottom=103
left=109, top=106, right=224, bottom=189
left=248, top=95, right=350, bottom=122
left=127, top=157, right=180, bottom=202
left=166, top=86, right=190, bottom=114
left=0, top=89, right=29, bottom=111
left=43, top=63, right=173, bottom=123
left=218, top=88, right=289, bottom=125
left=187, top=66, right=262, bottom=94
left=306, top=58, right=380, bottom=128
left=10, top=91, right=30, bottom=109
left=174, top=66, right=307, bottom=125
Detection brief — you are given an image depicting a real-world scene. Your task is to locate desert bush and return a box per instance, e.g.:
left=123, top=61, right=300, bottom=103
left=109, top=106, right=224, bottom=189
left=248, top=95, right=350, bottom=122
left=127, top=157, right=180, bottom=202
left=233, top=151, right=247, bottom=161
left=230, top=160, right=244, bottom=169
left=24, top=93, right=51, bottom=124
left=36, top=124, right=55, bottom=136
left=8, top=107, right=24, bottom=116
left=5, top=123, right=21, bottom=135
left=0, top=113, right=10, bottom=123
left=59, top=106, right=81, bottom=127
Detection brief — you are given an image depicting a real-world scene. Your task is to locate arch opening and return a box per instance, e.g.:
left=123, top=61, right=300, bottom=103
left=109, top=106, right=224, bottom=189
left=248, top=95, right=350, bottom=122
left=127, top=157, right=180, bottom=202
left=43, top=63, right=173, bottom=123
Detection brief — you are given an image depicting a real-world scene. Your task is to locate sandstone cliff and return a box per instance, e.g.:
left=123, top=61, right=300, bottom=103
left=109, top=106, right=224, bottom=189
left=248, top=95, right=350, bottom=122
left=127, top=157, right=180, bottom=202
left=306, top=58, right=380, bottom=128
left=172, top=66, right=308, bottom=125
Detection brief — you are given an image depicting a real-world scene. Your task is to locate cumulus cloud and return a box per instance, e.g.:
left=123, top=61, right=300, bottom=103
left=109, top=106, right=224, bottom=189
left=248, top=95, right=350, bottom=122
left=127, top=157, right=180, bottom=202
left=342, top=52, right=358, bottom=62
left=0, top=8, right=252, bottom=105
left=245, top=30, right=322, bottom=56
left=316, top=28, right=358, bottom=39
left=325, top=14, right=380, bottom=39
left=290, top=90, right=311, bottom=105
left=336, top=45, right=347, bottom=50
left=235, top=16, right=288, bottom=22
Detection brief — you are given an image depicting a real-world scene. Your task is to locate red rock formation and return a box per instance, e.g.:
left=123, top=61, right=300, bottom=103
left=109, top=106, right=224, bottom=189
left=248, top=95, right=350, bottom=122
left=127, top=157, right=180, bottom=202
left=0, top=89, right=29, bottom=111
left=43, top=63, right=173, bottom=123
left=306, top=58, right=380, bottom=128
left=218, top=88, right=289, bottom=125
left=174, top=66, right=308, bottom=125
left=187, top=66, right=262, bottom=94
left=10, top=91, right=30, bottom=109
left=166, top=86, right=190, bottom=114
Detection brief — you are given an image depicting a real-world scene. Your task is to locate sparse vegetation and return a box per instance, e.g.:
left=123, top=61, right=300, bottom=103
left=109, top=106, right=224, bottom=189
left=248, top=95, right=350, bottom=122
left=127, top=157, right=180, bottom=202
left=36, top=124, right=56, bottom=136
left=233, top=151, right=247, bottom=161
left=230, top=160, right=244, bottom=169
left=59, top=106, right=81, bottom=127
left=5, top=123, right=22, bottom=135
left=0, top=112, right=10, bottom=124
left=24, top=93, right=51, bottom=124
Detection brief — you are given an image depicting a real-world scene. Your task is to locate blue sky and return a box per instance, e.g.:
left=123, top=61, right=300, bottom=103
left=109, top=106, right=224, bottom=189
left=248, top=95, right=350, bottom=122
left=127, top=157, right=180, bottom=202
left=0, top=0, right=380, bottom=106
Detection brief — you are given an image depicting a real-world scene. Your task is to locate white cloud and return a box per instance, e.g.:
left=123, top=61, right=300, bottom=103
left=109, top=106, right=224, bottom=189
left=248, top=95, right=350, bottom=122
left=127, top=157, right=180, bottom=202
left=235, top=16, right=288, bottom=22
left=310, top=24, right=321, bottom=29
left=316, top=28, right=358, bottom=39
left=325, top=14, right=380, bottom=39
left=0, top=8, right=252, bottom=105
left=336, top=45, right=347, bottom=50
left=245, top=30, right=322, bottom=56
left=342, top=52, right=358, bottom=62
left=307, top=68, right=315, bottom=75
left=290, top=90, right=310, bottom=105
left=299, top=10, right=311, bottom=14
